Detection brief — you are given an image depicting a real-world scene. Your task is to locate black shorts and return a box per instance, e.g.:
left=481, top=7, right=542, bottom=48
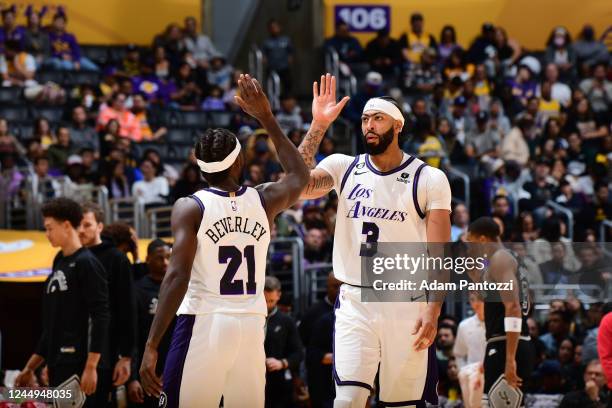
left=483, top=337, right=535, bottom=397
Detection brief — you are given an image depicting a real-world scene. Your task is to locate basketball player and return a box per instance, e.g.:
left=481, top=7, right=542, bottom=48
left=466, top=217, right=535, bottom=408
left=297, top=74, right=452, bottom=407
left=139, top=74, right=309, bottom=407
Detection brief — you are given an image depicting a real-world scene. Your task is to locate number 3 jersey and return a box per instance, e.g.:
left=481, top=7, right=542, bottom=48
left=177, top=186, right=270, bottom=316
left=317, top=153, right=452, bottom=286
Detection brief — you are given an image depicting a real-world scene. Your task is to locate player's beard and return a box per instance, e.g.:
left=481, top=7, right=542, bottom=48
left=363, top=126, right=394, bottom=156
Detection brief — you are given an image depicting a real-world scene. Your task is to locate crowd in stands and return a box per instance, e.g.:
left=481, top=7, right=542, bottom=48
left=0, top=4, right=611, bottom=407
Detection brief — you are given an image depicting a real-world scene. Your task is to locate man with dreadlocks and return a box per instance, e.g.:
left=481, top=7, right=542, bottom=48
left=139, top=74, right=309, bottom=407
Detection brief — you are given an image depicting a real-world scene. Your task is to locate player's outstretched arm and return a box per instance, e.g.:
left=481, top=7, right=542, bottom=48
left=298, top=73, right=349, bottom=199
left=140, top=198, right=200, bottom=398
left=234, top=74, right=309, bottom=217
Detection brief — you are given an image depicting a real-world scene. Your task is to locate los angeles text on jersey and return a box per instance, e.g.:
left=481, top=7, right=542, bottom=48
left=205, top=216, right=268, bottom=244
left=372, top=279, right=514, bottom=291
left=345, top=183, right=408, bottom=222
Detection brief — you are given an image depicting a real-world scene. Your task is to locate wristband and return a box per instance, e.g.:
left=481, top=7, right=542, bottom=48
left=504, top=317, right=522, bottom=332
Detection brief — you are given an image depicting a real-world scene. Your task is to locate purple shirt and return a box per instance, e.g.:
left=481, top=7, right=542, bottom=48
left=48, top=31, right=81, bottom=60
left=0, top=25, right=26, bottom=51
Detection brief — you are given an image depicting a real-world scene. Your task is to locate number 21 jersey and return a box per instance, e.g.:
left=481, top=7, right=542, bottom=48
left=177, top=186, right=270, bottom=316
left=317, top=153, right=452, bottom=286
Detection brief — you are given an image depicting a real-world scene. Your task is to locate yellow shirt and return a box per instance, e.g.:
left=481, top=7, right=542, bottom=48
left=418, top=135, right=443, bottom=168
left=539, top=99, right=560, bottom=117
left=405, top=31, right=433, bottom=63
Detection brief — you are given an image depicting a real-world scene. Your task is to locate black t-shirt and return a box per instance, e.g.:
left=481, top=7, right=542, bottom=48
left=484, top=250, right=530, bottom=339
left=36, top=248, right=110, bottom=369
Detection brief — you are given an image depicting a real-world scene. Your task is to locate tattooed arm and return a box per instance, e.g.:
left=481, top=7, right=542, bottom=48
left=298, top=73, right=349, bottom=199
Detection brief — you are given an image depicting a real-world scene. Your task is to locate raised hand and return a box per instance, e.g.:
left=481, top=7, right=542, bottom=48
left=234, top=74, right=273, bottom=121
left=311, top=73, right=350, bottom=127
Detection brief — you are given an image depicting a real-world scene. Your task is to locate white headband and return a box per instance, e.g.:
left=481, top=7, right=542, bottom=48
left=196, top=138, right=242, bottom=173
left=363, top=98, right=405, bottom=127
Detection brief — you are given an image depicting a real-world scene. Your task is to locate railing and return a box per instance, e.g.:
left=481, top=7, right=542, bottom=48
left=303, top=262, right=334, bottom=306
left=109, top=197, right=142, bottom=235
left=269, top=237, right=305, bottom=314
left=145, top=206, right=173, bottom=238
left=447, top=166, right=470, bottom=210
left=600, top=219, right=612, bottom=257
left=266, top=70, right=281, bottom=112
left=530, top=284, right=608, bottom=304
left=546, top=200, right=574, bottom=241
left=324, top=47, right=340, bottom=82
left=248, top=45, right=263, bottom=83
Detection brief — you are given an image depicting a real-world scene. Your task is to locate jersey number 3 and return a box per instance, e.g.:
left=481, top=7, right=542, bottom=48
left=219, top=245, right=256, bottom=295
left=360, top=222, right=379, bottom=256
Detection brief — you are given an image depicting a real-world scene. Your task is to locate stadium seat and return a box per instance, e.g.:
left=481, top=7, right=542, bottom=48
left=0, top=106, right=28, bottom=121
left=0, top=87, right=23, bottom=104
left=107, top=46, right=127, bottom=65
left=165, top=128, right=195, bottom=145
left=80, top=45, right=110, bottom=65
left=166, top=145, right=192, bottom=163
left=14, top=124, right=34, bottom=141
left=175, top=111, right=209, bottom=128
left=35, top=70, right=65, bottom=85
left=30, top=106, right=65, bottom=122
left=65, top=71, right=101, bottom=86
left=208, top=112, right=233, bottom=128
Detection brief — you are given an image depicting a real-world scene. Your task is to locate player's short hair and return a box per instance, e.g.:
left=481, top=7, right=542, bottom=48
left=41, top=197, right=83, bottom=229
left=148, top=238, right=170, bottom=255
left=264, top=276, right=282, bottom=292
left=194, top=128, right=239, bottom=184
left=468, top=217, right=500, bottom=240
left=81, top=201, right=104, bottom=224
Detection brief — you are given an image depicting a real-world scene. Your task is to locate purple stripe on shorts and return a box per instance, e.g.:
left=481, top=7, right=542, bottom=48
left=421, top=344, right=439, bottom=404
left=160, top=314, right=196, bottom=408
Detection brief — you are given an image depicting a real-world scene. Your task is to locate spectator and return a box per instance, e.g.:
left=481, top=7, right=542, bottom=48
left=489, top=99, right=512, bottom=137
left=264, top=276, right=304, bottom=408
left=444, top=48, right=474, bottom=82
left=580, top=182, right=612, bottom=232
left=0, top=153, right=24, bottom=200
left=30, top=117, right=54, bottom=151
left=103, top=160, right=131, bottom=199
left=545, top=26, right=576, bottom=83
left=438, top=25, right=460, bottom=63
left=508, top=65, right=537, bottom=109
left=29, top=156, right=61, bottom=201
left=131, top=94, right=167, bottom=142
left=132, top=159, right=168, bottom=206
left=558, top=337, right=581, bottom=391
left=573, top=25, right=610, bottom=70
left=120, top=44, right=141, bottom=77
left=364, top=29, right=402, bottom=77
left=540, top=310, right=572, bottom=358
left=47, top=126, right=75, bottom=172
left=276, top=94, right=303, bottom=135
left=128, top=239, right=174, bottom=408
left=403, top=47, right=442, bottom=98
left=206, top=56, right=233, bottom=91
left=450, top=203, right=469, bottom=241
left=69, top=106, right=99, bottom=153
left=201, top=85, right=225, bottom=111
left=300, top=272, right=341, bottom=408
left=183, top=16, right=221, bottom=68
left=315, top=137, right=335, bottom=163
left=559, top=359, right=609, bottom=407
left=579, top=62, right=612, bottom=115
left=323, top=21, right=363, bottom=64
left=466, top=111, right=501, bottom=164
left=343, top=71, right=384, bottom=140
left=539, top=63, right=572, bottom=107
left=509, top=241, right=544, bottom=286
left=538, top=82, right=561, bottom=126
left=0, top=39, right=36, bottom=87
left=501, top=114, right=531, bottom=166
left=491, top=27, right=521, bottom=74
left=446, top=96, right=474, bottom=157
left=539, top=241, right=574, bottom=284
left=436, top=322, right=456, bottom=361
left=453, top=292, right=486, bottom=408
left=170, top=163, right=206, bottom=203
left=399, top=12, right=437, bottom=64
left=46, top=10, right=98, bottom=71
left=78, top=202, right=136, bottom=401
left=566, top=98, right=608, bottom=163
left=14, top=198, right=109, bottom=404
left=152, top=45, right=170, bottom=80
left=22, top=6, right=50, bottom=66
left=467, top=23, right=496, bottom=64
left=152, top=23, right=185, bottom=67
left=98, top=92, right=142, bottom=142
left=142, top=148, right=179, bottom=187
left=303, top=227, right=331, bottom=264
left=523, top=158, right=556, bottom=210
left=262, top=19, right=294, bottom=92
left=0, top=6, right=25, bottom=49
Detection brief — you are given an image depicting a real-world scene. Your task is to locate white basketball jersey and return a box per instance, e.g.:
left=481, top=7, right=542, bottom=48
left=177, top=186, right=270, bottom=316
left=317, top=153, right=451, bottom=286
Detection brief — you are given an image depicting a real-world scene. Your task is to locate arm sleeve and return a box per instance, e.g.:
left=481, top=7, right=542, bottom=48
left=315, top=153, right=356, bottom=193
left=69, top=34, right=81, bottom=61
left=116, top=252, right=137, bottom=358
left=417, top=166, right=452, bottom=213
left=284, top=317, right=304, bottom=370
left=82, top=257, right=110, bottom=354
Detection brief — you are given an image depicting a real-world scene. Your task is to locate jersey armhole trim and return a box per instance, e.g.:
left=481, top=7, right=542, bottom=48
left=187, top=194, right=205, bottom=218
left=412, top=163, right=428, bottom=219
left=339, top=155, right=360, bottom=194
